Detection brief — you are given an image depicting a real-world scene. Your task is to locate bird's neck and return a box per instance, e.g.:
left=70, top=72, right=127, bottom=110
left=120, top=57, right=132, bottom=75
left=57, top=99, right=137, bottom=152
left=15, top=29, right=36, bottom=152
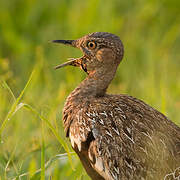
left=69, top=67, right=117, bottom=99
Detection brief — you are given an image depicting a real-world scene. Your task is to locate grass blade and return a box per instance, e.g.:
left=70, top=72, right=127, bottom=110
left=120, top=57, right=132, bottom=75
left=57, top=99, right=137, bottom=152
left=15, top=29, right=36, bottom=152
left=23, top=104, right=74, bottom=170
left=41, top=122, right=45, bottom=180
left=12, top=152, right=75, bottom=180
left=1, top=80, right=16, bottom=101
left=0, top=70, right=35, bottom=138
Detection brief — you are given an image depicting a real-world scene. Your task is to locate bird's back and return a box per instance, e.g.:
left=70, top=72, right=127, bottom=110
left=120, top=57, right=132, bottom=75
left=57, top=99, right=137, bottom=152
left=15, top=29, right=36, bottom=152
left=63, top=94, right=180, bottom=180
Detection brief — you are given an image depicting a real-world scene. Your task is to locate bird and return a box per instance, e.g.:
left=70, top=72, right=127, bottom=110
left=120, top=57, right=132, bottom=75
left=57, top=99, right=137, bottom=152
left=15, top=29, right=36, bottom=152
left=52, top=32, right=180, bottom=180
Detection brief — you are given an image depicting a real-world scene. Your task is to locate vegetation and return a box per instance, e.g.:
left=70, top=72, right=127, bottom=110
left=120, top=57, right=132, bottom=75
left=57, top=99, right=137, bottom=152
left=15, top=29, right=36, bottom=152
left=0, top=0, right=180, bottom=179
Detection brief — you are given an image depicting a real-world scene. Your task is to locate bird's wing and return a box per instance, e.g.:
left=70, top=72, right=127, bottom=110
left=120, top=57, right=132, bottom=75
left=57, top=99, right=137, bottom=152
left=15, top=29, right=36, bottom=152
left=66, top=95, right=180, bottom=179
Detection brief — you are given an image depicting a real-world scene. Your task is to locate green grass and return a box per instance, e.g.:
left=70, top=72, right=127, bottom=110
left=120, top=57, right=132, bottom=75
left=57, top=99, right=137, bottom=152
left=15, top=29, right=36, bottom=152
left=0, top=0, right=180, bottom=179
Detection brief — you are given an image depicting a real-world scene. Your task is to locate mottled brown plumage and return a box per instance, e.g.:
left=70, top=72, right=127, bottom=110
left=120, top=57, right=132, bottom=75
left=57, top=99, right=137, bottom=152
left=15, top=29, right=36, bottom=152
left=52, top=32, right=180, bottom=180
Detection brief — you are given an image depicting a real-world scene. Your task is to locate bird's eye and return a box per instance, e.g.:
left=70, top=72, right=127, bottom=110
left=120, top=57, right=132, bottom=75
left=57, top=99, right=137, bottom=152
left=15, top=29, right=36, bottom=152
left=87, top=41, right=97, bottom=49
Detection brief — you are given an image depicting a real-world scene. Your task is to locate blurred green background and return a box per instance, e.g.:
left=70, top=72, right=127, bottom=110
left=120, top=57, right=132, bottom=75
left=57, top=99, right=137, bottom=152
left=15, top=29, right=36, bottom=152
left=0, top=0, right=180, bottom=179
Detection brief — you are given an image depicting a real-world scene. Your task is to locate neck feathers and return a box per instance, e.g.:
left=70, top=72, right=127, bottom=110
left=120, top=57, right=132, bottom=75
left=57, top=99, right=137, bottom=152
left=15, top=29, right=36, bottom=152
left=69, top=66, right=117, bottom=99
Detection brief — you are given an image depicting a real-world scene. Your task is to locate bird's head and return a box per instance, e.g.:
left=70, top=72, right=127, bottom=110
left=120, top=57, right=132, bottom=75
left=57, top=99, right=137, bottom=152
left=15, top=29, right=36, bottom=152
left=52, top=32, right=124, bottom=76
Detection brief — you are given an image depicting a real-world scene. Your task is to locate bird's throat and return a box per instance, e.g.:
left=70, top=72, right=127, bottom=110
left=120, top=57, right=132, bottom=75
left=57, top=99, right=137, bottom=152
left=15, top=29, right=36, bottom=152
left=70, top=67, right=117, bottom=99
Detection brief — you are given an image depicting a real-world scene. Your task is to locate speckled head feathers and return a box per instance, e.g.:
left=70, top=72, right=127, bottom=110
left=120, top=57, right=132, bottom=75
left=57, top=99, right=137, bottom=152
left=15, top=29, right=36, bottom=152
left=52, top=32, right=124, bottom=74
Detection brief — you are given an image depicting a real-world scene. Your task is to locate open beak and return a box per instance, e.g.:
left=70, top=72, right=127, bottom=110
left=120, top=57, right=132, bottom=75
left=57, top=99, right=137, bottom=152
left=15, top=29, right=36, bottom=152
left=54, top=57, right=82, bottom=70
left=52, top=39, right=83, bottom=70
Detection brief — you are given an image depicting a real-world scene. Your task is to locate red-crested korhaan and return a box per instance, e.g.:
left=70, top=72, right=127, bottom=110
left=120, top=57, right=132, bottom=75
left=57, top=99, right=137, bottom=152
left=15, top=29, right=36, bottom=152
left=52, top=32, right=180, bottom=180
